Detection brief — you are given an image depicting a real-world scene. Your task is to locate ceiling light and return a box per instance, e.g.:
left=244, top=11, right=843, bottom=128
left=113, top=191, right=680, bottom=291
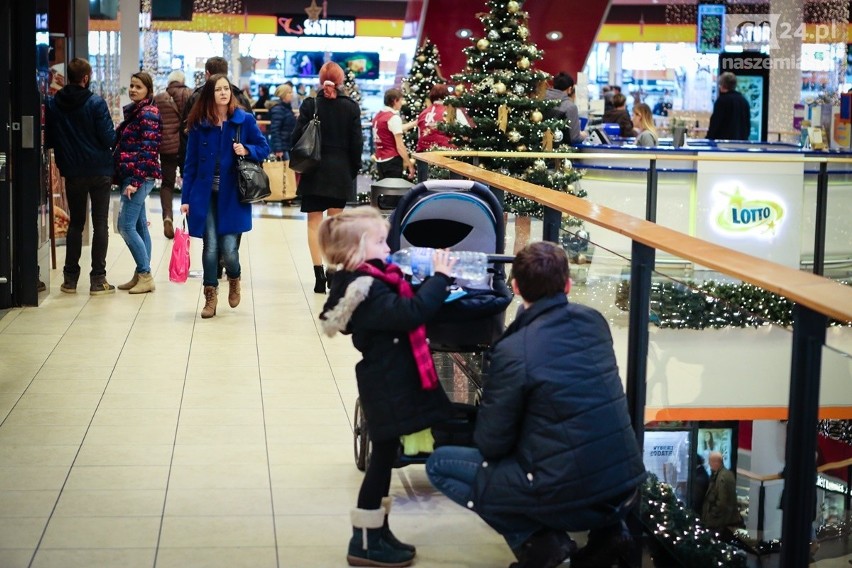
left=456, top=29, right=473, bottom=39
left=546, top=31, right=563, bottom=41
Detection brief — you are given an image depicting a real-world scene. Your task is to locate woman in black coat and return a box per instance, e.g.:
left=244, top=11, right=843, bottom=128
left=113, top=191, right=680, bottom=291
left=291, top=62, right=363, bottom=294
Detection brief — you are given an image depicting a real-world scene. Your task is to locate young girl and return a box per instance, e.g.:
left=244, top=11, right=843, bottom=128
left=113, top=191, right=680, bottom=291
left=319, top=207, right=456, bottom=567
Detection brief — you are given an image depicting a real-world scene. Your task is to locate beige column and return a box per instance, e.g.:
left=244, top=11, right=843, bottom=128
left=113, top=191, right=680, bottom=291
left=767, top=0, right=803, bottom=140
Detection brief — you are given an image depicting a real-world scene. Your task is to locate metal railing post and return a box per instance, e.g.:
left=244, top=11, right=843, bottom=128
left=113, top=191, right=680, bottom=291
left=542, top=207, right=561, bottom=244
left=780, top=304, right=827, bottom=568
left=813, top=161, right=828, bottom=276
left=626, top=240, right=654, bottom=448
left=757, top=481, right=766, bottom=540
left=645, top=159, right=658, bottom=222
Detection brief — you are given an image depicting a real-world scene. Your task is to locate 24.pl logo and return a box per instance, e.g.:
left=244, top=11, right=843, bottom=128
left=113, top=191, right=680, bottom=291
left=715, top=187, right=784, bottom=235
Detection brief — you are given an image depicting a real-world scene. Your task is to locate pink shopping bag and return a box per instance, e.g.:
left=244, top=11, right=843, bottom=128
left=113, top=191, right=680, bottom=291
left=169, top=218, right=190, bottom=283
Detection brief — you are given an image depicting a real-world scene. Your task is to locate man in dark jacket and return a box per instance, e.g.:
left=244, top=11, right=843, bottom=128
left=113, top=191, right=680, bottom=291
left=426, top=242, right=646, bottom=568
left=706, top=72, right=751, bottom=140
left=45, top=57, right=116, bottom=295
left=701, top=451, right=742, bottom=537
left=602, top=93, right=637, bottom=137
left=153, top=69, right=191, bottom=238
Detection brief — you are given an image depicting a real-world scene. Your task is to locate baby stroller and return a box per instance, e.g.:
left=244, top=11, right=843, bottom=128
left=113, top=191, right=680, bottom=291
left=353, top=180, right=513, bottom=471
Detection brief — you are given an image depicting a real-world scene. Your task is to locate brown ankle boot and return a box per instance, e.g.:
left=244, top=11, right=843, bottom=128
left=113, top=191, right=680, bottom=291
left=128, top=272, right=155, bottom=294
left=227, top=276, right=241, bottom=308
left=201, top=286, right=218, bottom=319
left=117, top=272, right=138, bottom=290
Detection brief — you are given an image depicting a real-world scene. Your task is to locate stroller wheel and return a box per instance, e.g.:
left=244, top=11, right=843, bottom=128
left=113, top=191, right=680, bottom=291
left=353, top=398, right=371, bottom=471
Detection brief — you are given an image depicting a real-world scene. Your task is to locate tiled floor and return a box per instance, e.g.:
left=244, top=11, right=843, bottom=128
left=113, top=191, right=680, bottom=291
left=1, top=196, right=850, bottom=568
left=0, top=200, right=512, bottom=568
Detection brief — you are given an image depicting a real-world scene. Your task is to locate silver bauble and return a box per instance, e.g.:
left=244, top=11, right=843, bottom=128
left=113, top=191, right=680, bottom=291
left=533, top=159, right=547, bottom=170
left=553, top=129, right=564, bottom=143
left=488, top=30, right=500, bottom=40
left=507, top=130, right=521, bottom=143
left=513, top=83, right=526, bottom=95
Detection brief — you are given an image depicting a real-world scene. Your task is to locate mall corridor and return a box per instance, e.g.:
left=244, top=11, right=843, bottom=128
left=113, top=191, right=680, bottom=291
left=0, top=202, right=513, bottom=567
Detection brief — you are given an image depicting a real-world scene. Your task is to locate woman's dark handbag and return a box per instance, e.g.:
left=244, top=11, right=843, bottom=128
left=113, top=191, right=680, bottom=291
left=235, top=124, right=271, bottom=204
left=289, top=99, right=322, bottom=173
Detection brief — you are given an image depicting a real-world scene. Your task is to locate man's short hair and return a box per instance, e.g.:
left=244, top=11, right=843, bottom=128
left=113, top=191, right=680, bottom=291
left=553, top=72, right=575, bottom=92
left=719, top=72, right=737, bottom=91
left=611, top=93, right=627, bottom=108
left=384, top=88, right=403, bottom=107
left=67, top=57, right=92, bottom=85
left=512, top=241, right=570, bottom=302
left=205, top=57, right=228, bottom=75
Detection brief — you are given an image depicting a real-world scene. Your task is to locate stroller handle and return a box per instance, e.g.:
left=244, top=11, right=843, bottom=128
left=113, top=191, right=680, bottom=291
left=487, top=254, right=515, bottom=264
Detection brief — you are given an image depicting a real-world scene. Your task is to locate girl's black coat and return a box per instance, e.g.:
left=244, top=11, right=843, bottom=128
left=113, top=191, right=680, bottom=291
left=320, top=264, right=453, bottom=442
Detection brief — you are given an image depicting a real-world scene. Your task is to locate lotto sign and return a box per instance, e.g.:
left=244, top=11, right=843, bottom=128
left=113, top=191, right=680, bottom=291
left=695, top=155, right=803, bottom=268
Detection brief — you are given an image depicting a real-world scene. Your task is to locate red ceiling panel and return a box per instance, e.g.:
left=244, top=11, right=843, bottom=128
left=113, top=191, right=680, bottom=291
left=414, top=0, right=611, bottom=79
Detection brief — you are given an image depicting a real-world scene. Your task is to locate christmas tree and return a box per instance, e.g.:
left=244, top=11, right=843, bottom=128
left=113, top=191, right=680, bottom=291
left=401, top=39, right=446, bottom=152
left=442, top=0, right=584, bottom=220
left=343, top=70, right=363, bottom=107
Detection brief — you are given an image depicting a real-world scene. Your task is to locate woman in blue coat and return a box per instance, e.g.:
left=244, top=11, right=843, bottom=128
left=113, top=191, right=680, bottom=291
left=180, top=73, right=269, bottom=319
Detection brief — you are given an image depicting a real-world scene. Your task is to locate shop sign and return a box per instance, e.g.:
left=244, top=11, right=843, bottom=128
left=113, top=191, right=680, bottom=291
left=727, top=14, right=771, bottom=46
left=276, top=14, right=356, bottom=38
left=816, top=475, right=846, bottom=494
left=713, top=186, right=784, bottom=237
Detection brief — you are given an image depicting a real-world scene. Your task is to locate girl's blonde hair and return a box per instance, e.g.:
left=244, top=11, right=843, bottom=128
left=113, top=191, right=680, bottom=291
left=318, top=207, right=390, bottom=270
left=633, top=102, right=656, bottom=136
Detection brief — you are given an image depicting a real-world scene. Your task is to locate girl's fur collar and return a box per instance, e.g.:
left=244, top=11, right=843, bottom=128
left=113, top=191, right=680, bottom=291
left=319, top=276, right=373, bottom=337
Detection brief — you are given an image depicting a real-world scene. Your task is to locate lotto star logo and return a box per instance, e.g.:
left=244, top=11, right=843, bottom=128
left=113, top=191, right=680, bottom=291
left=715, top=187, right=784, bottom=236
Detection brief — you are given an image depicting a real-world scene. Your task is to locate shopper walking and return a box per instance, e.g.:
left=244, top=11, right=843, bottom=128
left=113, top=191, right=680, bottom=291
left=291, top=62, right=363, bottom=294
left=318, top=207, right=456, bottom=567
left=154, top=69, right=191, bottom=239
left=268, top=84, right=297, bottom=160
left=114, top=71, right=161, bottom=295
left=706, top=72, right=751, bottom=141
left=45, top=57, right=116, bottom=295
left=180, top=74, right=269, bottom=319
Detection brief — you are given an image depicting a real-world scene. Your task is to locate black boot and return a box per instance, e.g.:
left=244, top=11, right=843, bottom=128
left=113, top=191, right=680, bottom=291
left=381, top=497, right=416, bottom=554
left=509, top=530, right=576, bottom=568
left=346, top=508, right=414, bottom=567
left=326, top=266, right=336, bottom=290
left=571, top=522, right=632, bottom=568
left=313, top=265, right=326, bottom=294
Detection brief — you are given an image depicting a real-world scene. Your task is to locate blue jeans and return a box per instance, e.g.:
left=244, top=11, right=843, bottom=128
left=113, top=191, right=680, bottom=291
left=426, top=446, right=620, bottom=551
left=202, top=195, right=240, bottom=287
left=118, top=178, right=154, bottom=274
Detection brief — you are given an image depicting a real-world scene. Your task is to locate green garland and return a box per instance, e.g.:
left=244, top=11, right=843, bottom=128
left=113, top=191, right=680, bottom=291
left=615, top=279, right=851, bottom=329
left=641, top=475, right=748, bottom=567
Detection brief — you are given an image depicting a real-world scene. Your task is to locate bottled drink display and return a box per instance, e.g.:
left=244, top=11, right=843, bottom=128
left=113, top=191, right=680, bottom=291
left=388, top=247, right=489, bottom=283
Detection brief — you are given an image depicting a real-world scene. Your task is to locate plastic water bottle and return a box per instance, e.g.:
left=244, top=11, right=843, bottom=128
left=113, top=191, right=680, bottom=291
left=388, top=247, right=489, bottom=284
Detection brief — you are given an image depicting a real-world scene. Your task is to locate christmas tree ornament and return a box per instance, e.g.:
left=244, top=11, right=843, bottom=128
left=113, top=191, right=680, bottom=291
left=518, top=25, right=529, bottom=39
left=516, top=144, right=527, bottom=151
left=553, top=129, right=564, bottom=143
left=563, top=159, right=572, bottom=171
left=534, top=158, right=547, bottom=170
left=415, top=72, right=423, bottom=79
left=476, top=38, right=490, bottom=51
left=497, top=104, right=509, bottom=132
left=446, top=105, right=457, bottom=124
left=488, top=29, right=500, bottom=40
left=507, top=129, right=521, bottom=143
left=530, top=110, right=543, bottom=123
left=507, top=1, right=520, bottom=14
left=543, top=129, right=554, bottom=151
left=417, top=55, right=426, bottom=62
left=517, top=57, right=530, bottom=70
left=534, top=80, right=548, bottom=100
left=498, top=168, right=511, bottom=176
left=513, top=83, right=526, bottom=95
left=455, top=84, right=466, bottom=95
left=494, top=81, right=507, bottom=94
left=501, top=27, right=512, bottom=34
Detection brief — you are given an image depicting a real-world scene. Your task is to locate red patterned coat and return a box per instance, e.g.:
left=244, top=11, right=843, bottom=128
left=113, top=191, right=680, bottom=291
left=114, top=98, right=162, bottom=188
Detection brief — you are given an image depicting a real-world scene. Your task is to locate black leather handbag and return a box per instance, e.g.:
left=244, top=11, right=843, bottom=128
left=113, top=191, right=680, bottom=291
left=234, top=124, right=271, bottom=204
left=289, top=98, right=322, bottom=173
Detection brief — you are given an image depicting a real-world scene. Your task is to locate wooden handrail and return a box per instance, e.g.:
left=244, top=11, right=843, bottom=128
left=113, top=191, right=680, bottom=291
left=737, top=468, right=783, bottom=483
left=417, top=149, right=852, bottom=165
left=818, top=457, right=852, bottom=473
left=415, top=152, right=852, bottom=324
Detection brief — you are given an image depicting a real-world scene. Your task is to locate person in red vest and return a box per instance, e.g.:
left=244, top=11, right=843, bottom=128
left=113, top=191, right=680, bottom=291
left=415, top=84, right=470, bottom=182
left=372, top=88, right=416, bottom=179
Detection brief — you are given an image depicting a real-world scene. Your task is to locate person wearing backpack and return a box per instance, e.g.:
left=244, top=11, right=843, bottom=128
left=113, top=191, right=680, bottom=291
left=154, top=70, right=191, bottom=239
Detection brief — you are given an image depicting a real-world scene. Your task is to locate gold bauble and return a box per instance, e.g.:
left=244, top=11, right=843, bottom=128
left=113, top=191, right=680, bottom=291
left=417, top=55, right=426, bottom=62
left=454, top=84, right=466, bottom=95
left=516, top=144, right=527, bottom=151
left=530, top=110, right=543, bottom=123
left=476, top=38, right=490, bottom=51
left=507, top=1, right=520, bottom=14
left=518, top=25, right=529, bottom=39
left=494, top=82, right=507, bottom=94
left=507, top=129, right=521, bottom=143
left=517, top=57, right=530, bottom=70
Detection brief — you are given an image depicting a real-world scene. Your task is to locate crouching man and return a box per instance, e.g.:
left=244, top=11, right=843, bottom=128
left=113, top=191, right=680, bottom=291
left=426, top=241, right=646, bottom=568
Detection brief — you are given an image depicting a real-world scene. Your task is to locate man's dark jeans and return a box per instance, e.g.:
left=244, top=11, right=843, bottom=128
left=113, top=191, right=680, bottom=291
left=64, top=176, right=112, bottom=277
left=376, top=156, right=404, bottom=180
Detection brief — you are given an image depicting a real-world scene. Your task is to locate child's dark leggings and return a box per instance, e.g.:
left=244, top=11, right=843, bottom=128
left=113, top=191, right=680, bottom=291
left=356, top=437, right=399, bottom=510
